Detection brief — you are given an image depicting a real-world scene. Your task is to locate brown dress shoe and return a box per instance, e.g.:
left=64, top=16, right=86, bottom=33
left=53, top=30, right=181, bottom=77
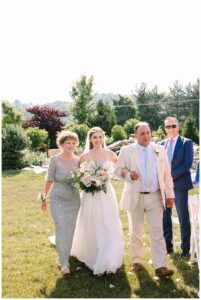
left=155, top=267, right=174, bottom=277
left=131, top=263, right=142, bottom=271
left=106, top=271, right=115, bottom=276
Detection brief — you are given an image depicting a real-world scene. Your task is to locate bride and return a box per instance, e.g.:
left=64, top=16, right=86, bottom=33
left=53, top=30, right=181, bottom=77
left=71, top=127, right=124, bottom=275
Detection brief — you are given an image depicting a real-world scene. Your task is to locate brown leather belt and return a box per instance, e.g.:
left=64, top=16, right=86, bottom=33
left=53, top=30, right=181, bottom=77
left=140, top=190, right=160, bottom=195
left=140, top=192, right=150, bottom=194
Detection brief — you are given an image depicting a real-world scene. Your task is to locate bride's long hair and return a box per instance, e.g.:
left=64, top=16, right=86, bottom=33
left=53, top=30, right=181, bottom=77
left=84, top=127, right=107, bottom=153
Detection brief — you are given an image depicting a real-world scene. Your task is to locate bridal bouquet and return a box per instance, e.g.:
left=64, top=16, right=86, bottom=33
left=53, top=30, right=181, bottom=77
left=71, top=161, right=110, bottom=195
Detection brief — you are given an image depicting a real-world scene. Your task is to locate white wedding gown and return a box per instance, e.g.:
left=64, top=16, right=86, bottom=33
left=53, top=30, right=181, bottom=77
left=71, top=161, right=124, bottom=275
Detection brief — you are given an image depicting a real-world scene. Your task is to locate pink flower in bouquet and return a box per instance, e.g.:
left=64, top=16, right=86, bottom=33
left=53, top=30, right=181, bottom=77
left=121, top=168, right=128, bottom=178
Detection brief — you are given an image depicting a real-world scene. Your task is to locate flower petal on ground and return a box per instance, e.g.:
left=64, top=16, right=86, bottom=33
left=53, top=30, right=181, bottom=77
left=109, top=284, right=115, bottom=288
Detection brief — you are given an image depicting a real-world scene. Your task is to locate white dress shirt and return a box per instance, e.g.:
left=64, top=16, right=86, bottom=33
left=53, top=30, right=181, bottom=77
left=137, top=143, right=160, bottom=193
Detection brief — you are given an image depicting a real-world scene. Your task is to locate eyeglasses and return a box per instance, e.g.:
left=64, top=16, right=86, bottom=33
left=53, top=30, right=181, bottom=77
left=165, top=125, right=177, bottom=129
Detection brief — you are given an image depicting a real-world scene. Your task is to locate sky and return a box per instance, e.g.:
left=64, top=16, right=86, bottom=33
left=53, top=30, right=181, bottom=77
left=1, top=0, right=200, bottom=104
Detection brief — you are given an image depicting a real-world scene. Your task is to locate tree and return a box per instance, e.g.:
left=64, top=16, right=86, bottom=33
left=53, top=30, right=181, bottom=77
left=135, top=83, right=164, bottom=130
left=88, top=100, right=116, bottom=136
left=166, top=80, right=186, bottom=121
left=2, top=101, right=23, bottom=127
left=70, top=75, right=95, bottom=124
left=148, top=86, right=166, bottom=129
left=2, top=125, right=31, bottom=170
left=22, top=106, right=68, bottom=148
left=184, top=79, right=199, bottom=129
left=181, top=116, right=199, bottom=144
left=113, top=95, right=136, bottom=126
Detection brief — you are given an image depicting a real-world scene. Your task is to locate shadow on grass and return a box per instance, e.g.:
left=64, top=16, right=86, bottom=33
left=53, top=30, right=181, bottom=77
left=2, top=170, right=22, bottom=177
left=171, top=253, right=199, bottom=289
left=46, top=257, right=132, bottom=298
left=133, top=265, right=193, bottom=298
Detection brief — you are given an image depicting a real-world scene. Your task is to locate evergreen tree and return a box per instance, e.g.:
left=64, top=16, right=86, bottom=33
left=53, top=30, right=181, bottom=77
left=2, top=125, right=31, bottom=169
left=113, top=95, right=136, bottom=126
left=166, top=80, right=186, bottom=121
left=148, top=86, right=166, bottom=129
left=181, top=115, right=199, bottom=144
left=135, top=83, right=164, bottom=130
left=184, top=79, right=199, bottom=129
left=70, top=75, right=95, bottom=124
left=2, top=101, right=23, bottom=127
left=88, top=100, right=116, bottom=136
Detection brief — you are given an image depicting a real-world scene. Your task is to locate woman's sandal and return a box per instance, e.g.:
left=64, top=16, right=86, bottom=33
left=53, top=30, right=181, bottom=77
left=61, top=266, right=70, bottom=277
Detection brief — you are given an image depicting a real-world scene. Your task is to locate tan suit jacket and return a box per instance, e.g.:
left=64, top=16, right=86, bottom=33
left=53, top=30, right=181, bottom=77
left=115, top=142, right=174, bottom=212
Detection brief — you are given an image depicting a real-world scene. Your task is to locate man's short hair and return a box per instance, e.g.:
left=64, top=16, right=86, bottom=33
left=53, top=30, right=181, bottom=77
left=164, top=116, right=179, bottom=124
left=134, top=121, right=151, bottom=133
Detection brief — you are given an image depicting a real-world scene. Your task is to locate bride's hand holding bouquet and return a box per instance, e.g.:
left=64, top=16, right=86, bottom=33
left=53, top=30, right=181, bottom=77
left=71, top=160, right=110, bottom=195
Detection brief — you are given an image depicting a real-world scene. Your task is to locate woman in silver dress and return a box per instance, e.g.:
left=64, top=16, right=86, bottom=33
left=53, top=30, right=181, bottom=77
left=41, top=130, right=80, bottom=277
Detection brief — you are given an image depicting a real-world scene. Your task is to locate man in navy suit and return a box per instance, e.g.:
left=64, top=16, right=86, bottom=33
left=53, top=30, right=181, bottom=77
left=161, top=116, right=193, bottom=257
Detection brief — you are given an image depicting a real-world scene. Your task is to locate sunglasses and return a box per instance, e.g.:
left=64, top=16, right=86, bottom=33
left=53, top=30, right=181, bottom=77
left=165, top=125, right=177, bottom=129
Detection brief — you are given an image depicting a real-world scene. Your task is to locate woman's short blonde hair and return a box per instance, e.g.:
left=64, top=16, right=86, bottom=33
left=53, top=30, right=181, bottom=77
left=56, top=130, right=79, bottom=148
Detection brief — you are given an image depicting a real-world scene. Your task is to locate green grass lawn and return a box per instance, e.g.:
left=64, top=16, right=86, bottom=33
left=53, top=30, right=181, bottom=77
left=2, top=170, right=199, bottom=298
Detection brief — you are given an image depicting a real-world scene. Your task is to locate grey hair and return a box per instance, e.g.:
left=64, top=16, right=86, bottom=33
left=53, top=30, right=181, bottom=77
left=164, top=116, right=179, bottom=124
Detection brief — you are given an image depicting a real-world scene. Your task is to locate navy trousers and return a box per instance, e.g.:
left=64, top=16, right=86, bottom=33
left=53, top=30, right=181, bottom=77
left=163, top=189, right=191, bottom=253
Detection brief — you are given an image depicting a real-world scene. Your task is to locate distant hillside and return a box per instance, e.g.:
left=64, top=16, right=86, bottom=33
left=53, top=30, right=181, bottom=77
left=12, top=93, right=135, bottom=121
left=13, top=100, right=71, bottom=121
left=94, top=93, right=136, bottom=104
left=94, top=93, right=120, bottom=105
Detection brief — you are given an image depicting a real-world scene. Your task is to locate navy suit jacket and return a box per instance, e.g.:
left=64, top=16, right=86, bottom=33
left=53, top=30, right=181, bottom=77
left=161, top=135, right=193, bottom=190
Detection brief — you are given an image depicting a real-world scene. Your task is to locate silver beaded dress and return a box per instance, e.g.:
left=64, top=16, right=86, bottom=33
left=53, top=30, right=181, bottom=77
left=46, top=155, right=80, bottom=268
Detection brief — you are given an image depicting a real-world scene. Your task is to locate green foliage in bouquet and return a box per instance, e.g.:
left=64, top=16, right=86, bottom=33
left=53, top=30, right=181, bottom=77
left=71, top=161, right=110, bottom=195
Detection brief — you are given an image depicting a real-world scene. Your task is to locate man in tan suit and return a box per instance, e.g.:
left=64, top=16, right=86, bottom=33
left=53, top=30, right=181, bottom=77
left=115, top=121, right=174, bottom=277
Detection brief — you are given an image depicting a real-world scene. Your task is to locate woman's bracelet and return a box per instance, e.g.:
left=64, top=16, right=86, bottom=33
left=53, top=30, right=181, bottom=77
left=39, top=193, right=47, bottom=202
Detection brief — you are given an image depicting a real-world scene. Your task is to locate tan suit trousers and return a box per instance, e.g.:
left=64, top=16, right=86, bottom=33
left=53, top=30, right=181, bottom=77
left=127, top=190, right=167, bottom=269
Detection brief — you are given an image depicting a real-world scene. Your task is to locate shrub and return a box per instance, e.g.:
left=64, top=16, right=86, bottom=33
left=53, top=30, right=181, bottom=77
left=67, top=123, right=89, bottom=146
left=152, top=126, right=166, bottom=141
left=21, top=150, right=49, bottom=167
left=25, top=127, right=48, bottom=150
left=123, top=118, right=140, bottom=137
left=181, top=116, right=199, bottom=145
left=22, top=106, right=68, bottom=148
left=2, top=125, right=31, bottom=170
left=111, top=125, right=127, bottom=142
